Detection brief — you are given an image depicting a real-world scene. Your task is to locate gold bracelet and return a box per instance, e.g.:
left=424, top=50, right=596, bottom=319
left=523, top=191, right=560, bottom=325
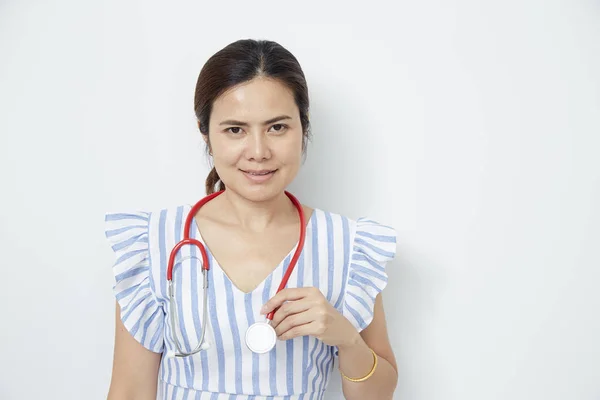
left=339, top=347, right=378, bottom=382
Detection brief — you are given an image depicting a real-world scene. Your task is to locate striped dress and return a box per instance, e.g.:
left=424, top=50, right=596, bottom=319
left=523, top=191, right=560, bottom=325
left=104, top=204, right=397, bottom=400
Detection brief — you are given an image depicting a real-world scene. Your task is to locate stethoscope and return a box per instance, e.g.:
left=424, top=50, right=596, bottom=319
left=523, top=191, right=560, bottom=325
left=166, top=189, right=306, bottom=357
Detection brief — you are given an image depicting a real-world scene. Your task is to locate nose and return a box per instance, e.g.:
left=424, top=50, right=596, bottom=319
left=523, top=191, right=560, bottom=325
left=246, top=131, right=271, bottom=161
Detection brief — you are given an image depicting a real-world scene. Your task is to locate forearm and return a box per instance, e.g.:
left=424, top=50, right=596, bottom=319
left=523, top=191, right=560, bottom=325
left=337, top=334, right=398, bottom=400
left=107, top=380, right=158, bottom=400
left=107, top=389, right=157, bottom=400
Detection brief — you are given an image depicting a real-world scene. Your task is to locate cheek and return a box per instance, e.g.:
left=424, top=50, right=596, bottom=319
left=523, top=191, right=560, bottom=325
left=285, top=148, right=302, bottom=165
left=212, top=138, right=244, bottom=165
left=279, top=133, right=303, bottom=164
left=279, top=145, right=302, bottom=171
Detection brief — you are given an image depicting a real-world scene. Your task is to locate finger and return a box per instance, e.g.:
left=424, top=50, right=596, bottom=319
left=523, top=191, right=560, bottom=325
left=260, top=287, right=314, bottom=315
left=274, top=310, right=315, bottom=337
left=278, top=321, right=318, bottom=341
left=270, top=299, right=312, bottom=329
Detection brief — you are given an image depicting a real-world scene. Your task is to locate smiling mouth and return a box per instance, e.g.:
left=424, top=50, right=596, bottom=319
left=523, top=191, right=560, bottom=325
left=240, top=169, right=277, bottom=175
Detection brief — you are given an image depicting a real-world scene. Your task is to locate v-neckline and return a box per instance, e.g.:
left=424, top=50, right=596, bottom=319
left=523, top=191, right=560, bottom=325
left=188, top=205, right=317, bottom=295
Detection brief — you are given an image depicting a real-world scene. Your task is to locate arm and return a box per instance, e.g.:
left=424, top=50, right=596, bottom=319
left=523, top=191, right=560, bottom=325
left=337, top=294, right=398, bottom=400
left=107, top=302, right=162, bottom=400
left=265, top=288, right=398, bottom=400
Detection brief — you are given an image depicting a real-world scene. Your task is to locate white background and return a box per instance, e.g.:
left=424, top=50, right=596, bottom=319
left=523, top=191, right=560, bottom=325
left=1, top=0, right=599, bottom=399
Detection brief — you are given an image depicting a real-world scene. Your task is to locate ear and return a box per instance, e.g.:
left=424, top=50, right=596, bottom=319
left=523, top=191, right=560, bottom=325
left=198, top=121, right=208, bottom=141
left=199, top=125, right=212, bottom=155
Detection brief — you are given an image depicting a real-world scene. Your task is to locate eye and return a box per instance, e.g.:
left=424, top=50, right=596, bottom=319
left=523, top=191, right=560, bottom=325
left=226, top=127, right=243, bottom=134
left=269, top=123, right=288, bottom=133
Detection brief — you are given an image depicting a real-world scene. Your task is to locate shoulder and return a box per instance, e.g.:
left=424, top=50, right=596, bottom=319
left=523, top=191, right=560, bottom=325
left=104, top=203, right=196, bottom=227
left=104, top=204, right=189, bottom=226
left=104, top=210, right=152, bottom=255
left=307, top=207, right=398, bottom=271
left=104, top=207, right=178, bottom=353
left=104, top=204, right=198, bottom=258
left=315, top=210, right=397, bottom=332
left=305, top=208, right=397, bottom=330
left=308, top=208, right=397, bottom=250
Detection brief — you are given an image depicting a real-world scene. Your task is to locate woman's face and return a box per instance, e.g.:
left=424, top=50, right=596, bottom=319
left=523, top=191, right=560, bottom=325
left=206, top=77, right=304, bottom=202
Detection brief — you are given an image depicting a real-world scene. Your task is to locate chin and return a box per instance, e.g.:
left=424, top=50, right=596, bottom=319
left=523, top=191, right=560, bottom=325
left=225, top=176, right=289, bottom=203
left=234, top=184, right=285, bottom=203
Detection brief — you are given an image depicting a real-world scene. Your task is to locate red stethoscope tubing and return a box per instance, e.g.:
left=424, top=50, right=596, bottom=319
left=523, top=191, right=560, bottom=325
left=166, top=190, right=306, bottom=322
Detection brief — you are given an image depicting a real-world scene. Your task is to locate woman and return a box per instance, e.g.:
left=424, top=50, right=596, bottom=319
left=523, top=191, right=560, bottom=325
left=105, top=39, right=398, bottom=400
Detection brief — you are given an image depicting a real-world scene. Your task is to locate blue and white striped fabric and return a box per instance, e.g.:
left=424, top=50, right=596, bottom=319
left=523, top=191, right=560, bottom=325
left=105, top=205, right=397, bottom=399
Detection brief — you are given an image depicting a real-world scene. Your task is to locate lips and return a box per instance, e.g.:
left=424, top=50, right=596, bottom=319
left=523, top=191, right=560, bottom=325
left=241, top=169, right=276, bottom=175
left=240, top=168, right=277, bottom=183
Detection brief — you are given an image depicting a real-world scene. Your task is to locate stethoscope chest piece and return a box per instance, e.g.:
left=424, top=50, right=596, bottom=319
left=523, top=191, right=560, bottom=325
left=245, top=321, right=277, bottom=354
left=167, top=190, right=305, bottom=357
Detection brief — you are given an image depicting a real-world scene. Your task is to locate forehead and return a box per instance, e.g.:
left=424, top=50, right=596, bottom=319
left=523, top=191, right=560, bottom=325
left=210, top=77, right=298, bottom=121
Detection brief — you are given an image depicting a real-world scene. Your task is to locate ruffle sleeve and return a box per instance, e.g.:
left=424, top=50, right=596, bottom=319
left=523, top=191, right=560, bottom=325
left=343, top=218, right=397, bottom=332
left=104, top=211, right=164, bottom=353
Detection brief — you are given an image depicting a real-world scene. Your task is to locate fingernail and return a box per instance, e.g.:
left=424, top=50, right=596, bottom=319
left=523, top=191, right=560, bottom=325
left=260, top=305, right=266, bottom=314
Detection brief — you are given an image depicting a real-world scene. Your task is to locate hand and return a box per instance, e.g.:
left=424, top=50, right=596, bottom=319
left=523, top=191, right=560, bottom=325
left=260, top=287, right=360, bottom=348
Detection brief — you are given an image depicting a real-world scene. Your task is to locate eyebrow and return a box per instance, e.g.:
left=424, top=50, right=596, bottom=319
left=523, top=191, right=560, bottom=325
left=219, top=115, right=292, bottom=126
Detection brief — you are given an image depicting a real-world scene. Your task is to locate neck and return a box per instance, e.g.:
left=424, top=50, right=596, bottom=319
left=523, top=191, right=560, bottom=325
left=221, top=189, right=296, bottom=232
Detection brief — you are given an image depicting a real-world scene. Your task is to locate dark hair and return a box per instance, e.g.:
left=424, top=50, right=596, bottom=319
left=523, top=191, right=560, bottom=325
left=193, top=39, right=311, bottom=195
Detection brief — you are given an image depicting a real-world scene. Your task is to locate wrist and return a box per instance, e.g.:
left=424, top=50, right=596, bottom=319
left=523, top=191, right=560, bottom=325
left=337, top=329, right=363, bottom=351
